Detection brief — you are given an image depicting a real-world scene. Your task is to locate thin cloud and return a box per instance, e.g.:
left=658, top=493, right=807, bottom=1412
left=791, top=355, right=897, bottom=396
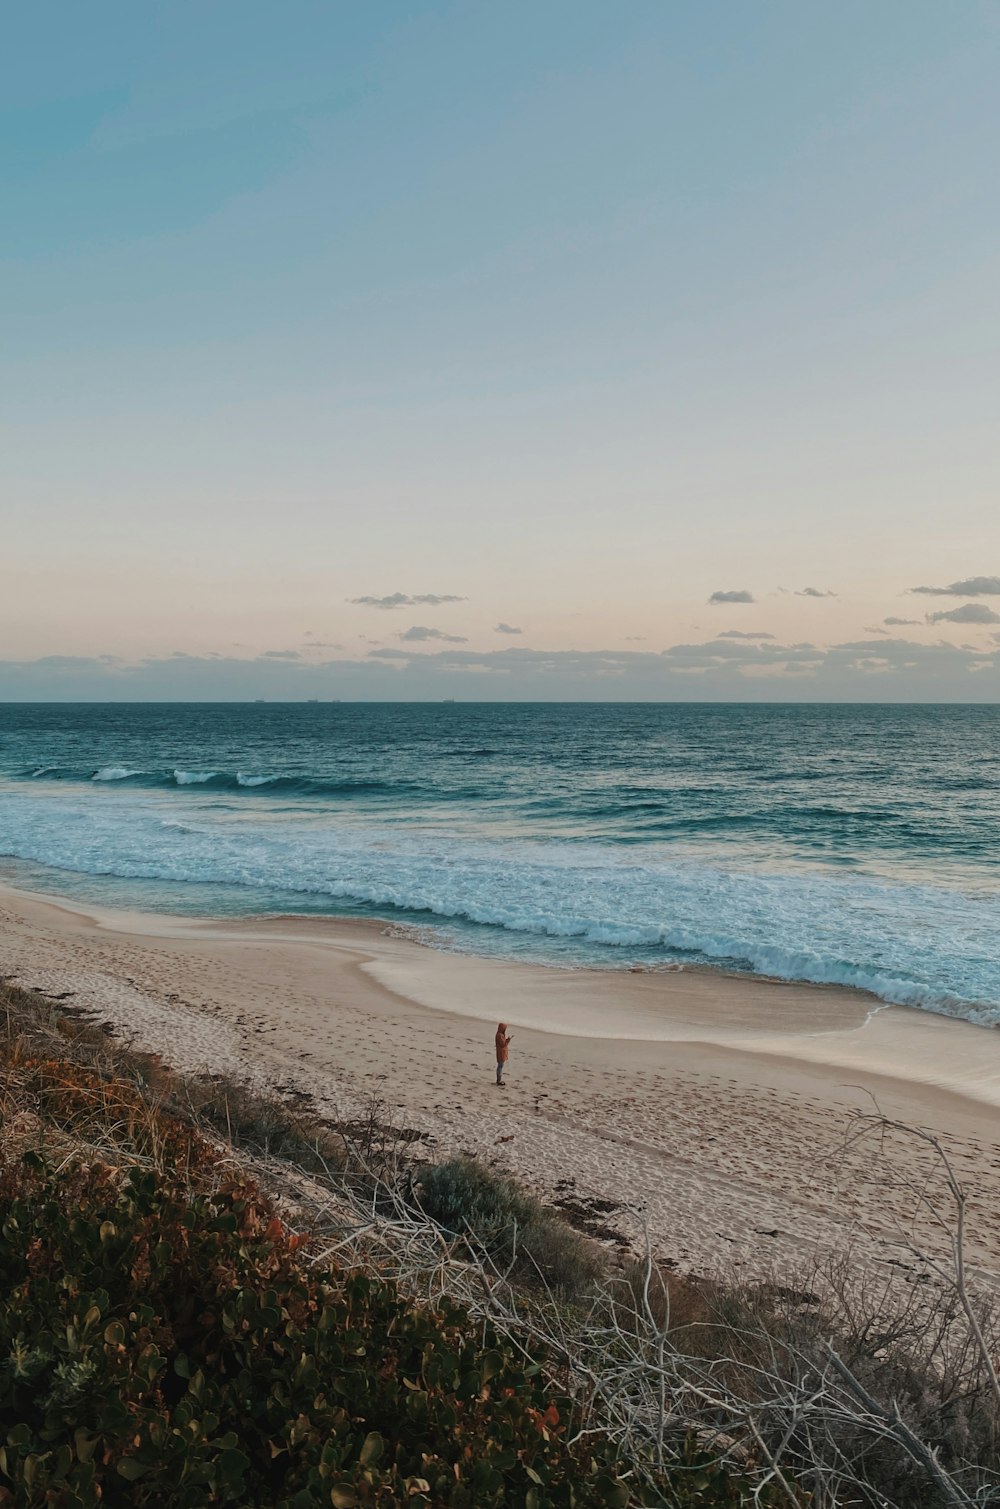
left=0, top=635, right=995, bottom=700
left=718, top=630, right=774, bottom=640
left=863, top=626, right=889, bottom=636
left=796, top=588, right=837, bottom=598
left=7, top=655, right=129, bottom=673
left=399, top=625, right=468, bottom=643
left=910, top=576, right=1000, bottom=596
left=350, top=592, right=466, bottom=609
left=495, top=622, right=523, bottom=635
left=260, top=649, right=301, bottom=659
left=709, top=589, right=754, bottom=604
left=926, top=604, right=1000, bottom=625
left=884, top=617, right=920, bottom=626
left=664, top=640, right=822, bottom=669
left=362, top=637, right=994, bottom=687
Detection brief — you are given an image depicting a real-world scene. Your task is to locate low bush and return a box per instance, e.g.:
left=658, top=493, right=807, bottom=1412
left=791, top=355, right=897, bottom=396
left=23, top=1057, right=218, bottom=1176
left=609, top=1252, right=1000, bottom=1507
left=418, top=1157, right=604, bottom=1298
left=0, top=1149, right=633, bottom=1508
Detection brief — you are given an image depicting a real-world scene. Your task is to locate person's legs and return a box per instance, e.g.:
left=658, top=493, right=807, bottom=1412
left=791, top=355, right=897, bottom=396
left=496, top=1060, right=505, bottom=1085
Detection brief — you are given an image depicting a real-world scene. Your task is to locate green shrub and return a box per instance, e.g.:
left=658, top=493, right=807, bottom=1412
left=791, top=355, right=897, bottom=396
left=0, top=1150, right=630, bottom=1508
left=418, top=1158, right=603, bottom=1298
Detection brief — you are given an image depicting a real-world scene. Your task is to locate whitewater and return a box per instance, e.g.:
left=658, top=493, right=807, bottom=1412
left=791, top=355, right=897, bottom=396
left=1, top=701, right=998, bottom=1022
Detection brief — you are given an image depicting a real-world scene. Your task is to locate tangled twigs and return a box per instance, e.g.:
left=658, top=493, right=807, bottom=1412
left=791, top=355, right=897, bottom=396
left=285, top=1113, right=1000, bottom=1508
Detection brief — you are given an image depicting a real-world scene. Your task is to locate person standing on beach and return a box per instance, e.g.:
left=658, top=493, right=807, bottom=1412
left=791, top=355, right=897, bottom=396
left=495, top=1022, right=512, bottom=1086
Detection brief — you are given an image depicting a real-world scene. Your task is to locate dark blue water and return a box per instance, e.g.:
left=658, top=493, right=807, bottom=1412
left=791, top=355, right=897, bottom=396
left=1, top=703, right=998, bottom=1020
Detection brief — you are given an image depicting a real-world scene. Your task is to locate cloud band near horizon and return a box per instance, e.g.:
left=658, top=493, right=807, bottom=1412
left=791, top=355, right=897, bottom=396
left=1, top=634, right=996, bottom=702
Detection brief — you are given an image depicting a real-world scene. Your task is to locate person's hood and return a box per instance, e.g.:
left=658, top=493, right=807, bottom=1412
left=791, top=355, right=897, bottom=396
left=497, top=1022, right=507, bottom=1031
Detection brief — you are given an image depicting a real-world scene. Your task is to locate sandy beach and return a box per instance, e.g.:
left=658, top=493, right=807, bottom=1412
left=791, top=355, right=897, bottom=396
left=2, top=879, right=999, bottom=1288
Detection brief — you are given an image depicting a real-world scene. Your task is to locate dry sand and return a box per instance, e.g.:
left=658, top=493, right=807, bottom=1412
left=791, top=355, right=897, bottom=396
left=2, top=880, right=999, bottom=1288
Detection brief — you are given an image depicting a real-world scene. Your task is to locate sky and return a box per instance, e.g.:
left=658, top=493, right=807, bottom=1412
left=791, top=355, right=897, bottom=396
left=3, top=1, right=1000, bottom=701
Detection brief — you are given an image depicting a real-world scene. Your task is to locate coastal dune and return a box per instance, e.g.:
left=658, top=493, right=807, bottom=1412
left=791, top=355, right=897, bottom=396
left=3, top=879, right=1000, bottom=1287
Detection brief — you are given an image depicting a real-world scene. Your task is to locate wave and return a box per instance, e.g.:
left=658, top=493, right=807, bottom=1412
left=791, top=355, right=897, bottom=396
left=0, top=783, right=997, bottom=1023
left=15, top=766, right=997, bottom=878
left=21, top=766, right=430, bottom=800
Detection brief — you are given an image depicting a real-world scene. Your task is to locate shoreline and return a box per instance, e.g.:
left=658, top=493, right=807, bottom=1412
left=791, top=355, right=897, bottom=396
left=3, top=845, right=995, bottom=1030
left=6, top=877, right=999, bottom=1109
left=2, top=877, right=1000, bottom=1285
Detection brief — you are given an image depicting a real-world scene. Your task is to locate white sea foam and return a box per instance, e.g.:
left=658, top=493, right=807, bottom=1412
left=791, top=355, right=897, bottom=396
left=0, top=779, right=998, bottom=1021
left=91, top=767, right=144, bottom=782
left=236, top=773, right=279, bottom=787
left=173, top=770, right=219, bottom=785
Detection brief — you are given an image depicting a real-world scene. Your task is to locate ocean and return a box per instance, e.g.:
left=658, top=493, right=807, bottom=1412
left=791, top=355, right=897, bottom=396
left=0, top=702, right=998, bottom=1023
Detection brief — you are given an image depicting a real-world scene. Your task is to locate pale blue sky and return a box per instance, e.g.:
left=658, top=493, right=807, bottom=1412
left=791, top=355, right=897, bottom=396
left=3, top=2, right=999, bottom=699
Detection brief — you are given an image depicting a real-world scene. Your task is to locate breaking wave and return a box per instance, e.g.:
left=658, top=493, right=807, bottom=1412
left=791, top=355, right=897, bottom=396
left=23, top=767, right=429, bottom=800
left=0, top=782, right=997, bottom=1023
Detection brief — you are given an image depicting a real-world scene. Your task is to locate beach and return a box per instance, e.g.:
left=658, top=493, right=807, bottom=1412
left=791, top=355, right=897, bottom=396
left=3, top=879, right=999, bottom=1289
